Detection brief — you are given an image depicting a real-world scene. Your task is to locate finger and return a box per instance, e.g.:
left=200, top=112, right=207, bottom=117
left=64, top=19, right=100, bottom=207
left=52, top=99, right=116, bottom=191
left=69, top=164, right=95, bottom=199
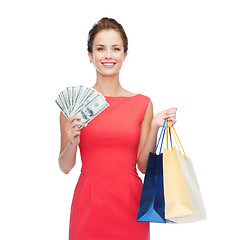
left=67, top=126, right=80, bottom=135
left=167, top=118, right=177, bottom=126
left=69, top=115, right=82, bottom=123
left=167, top=116, right=176, bottom=121
left=165, top=113, right=176, bottom=119
left=169, top=119, right=177, bottom=126
left=165, top=108, right=177, bottom=118
left=164, top=113, right=176, bottom=120
left=167, top=107, right=177, bottom=111
left=71, top=120, right=85, bottom=128
left=70, top=130, right=81, bottom=139
left=166, top=108, right=177, bottom=114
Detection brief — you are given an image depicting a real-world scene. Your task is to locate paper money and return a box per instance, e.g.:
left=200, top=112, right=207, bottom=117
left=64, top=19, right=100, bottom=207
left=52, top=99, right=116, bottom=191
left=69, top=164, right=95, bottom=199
left=55, top=85, right=109, bottom=127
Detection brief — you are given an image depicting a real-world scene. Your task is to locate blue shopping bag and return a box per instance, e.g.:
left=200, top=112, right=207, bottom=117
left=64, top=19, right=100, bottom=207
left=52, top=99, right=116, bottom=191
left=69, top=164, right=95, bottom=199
left=136, top=121, right=167, bottom=223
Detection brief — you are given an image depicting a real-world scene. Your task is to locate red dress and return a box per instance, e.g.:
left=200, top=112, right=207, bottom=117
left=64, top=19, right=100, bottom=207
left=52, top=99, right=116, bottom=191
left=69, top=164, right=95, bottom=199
left=69, top=94, right=150, bottom=240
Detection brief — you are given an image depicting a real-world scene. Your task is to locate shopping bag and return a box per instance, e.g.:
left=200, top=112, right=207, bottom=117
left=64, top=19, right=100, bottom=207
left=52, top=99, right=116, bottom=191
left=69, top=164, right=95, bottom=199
left=163, top=147, right=194, bottom=219
left=136, top=122, right=167, bottom=223
left=164, top=121, right=207, bottom=223
left=166, top=125, right=207, bottom=223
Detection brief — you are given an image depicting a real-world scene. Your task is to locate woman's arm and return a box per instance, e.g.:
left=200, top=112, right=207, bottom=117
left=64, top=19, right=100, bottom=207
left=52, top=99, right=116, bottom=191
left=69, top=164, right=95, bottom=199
left=58, top=112, right=86, bottom=174
left=137, top=101, right=177, bottom=174
left=137, top=100, right=157, bottom=174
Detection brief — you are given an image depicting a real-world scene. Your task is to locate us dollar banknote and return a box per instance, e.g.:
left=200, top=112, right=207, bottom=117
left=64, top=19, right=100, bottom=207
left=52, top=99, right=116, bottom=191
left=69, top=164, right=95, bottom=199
left=73, top=94, right=110, bottom=129
left=55, top=85, right=109, bottom=127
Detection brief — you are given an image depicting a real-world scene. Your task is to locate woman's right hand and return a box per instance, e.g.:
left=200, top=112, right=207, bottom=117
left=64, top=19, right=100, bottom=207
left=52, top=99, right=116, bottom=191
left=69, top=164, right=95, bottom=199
left=64, top=115, right=87, bottom=146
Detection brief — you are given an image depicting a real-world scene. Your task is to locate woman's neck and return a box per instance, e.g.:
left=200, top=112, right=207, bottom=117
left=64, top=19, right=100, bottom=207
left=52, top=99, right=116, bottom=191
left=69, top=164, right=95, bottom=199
left=92, top=73, right=124, bottom=96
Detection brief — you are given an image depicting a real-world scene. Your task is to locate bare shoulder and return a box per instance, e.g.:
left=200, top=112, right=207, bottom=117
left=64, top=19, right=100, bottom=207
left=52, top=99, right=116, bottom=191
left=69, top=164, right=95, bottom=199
left=143, top=99, right=153, bottom=122
left=122, top=89, right=137, bottom=97
left=137, top=99, right=153, bottom=162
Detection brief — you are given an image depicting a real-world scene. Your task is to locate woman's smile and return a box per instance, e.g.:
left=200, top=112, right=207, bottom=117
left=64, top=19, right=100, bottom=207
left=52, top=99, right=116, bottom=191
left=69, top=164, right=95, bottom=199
left=101, top=62, right=116, bottom=68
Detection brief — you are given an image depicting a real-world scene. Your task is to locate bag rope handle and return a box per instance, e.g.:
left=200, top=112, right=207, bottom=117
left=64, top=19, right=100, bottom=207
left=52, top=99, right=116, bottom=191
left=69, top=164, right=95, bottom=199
left=168, top=120, right=188, bottom=160
left=166, top=120, right=168, bottom=149
left=155, top=119, right=167, bottom=154
left=169, top=122, right=173, bottom=149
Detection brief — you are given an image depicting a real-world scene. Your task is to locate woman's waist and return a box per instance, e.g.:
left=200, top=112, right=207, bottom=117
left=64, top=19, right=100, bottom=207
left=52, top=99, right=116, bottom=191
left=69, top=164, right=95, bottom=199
left=79, top=147, right=138, bottom=162
left=80, top=165, right=140, bottom=178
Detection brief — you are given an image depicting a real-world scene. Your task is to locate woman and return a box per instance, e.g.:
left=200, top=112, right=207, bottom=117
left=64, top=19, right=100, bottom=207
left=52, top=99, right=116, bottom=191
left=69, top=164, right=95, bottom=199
left=59, top=17, right=177, bottom=240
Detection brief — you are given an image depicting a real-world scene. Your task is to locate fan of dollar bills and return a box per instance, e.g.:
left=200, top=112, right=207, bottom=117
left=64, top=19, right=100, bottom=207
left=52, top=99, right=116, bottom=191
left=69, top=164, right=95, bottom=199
left=55, top=85, right=109, bottom=128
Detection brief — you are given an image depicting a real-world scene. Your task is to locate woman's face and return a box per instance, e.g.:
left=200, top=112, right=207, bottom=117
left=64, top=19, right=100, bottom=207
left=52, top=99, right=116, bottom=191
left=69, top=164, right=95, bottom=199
left=88, top=29, right=127, bottom=77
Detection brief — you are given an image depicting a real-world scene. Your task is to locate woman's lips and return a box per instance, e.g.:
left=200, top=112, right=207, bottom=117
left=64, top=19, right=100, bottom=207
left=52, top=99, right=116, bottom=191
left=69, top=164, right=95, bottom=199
left=101, top=62, right=116, bottom=68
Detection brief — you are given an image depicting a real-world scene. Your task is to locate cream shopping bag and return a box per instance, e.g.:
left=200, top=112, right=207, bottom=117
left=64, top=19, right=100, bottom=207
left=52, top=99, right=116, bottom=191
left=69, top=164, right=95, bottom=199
left=163, top=121, right=206, bottom=223
left=163, top=148, right=194, bottom=219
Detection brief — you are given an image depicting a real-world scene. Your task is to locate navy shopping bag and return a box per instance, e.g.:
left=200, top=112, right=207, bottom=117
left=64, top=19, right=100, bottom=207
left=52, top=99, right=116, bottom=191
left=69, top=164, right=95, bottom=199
left=136, top=120, right=167, bottom=223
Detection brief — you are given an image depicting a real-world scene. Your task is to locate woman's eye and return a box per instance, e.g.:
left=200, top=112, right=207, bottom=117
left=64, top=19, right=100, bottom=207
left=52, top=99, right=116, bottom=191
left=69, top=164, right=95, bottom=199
left=97, top=48, right=104, bottom=51
left=114, top=48, right=120, bottom=51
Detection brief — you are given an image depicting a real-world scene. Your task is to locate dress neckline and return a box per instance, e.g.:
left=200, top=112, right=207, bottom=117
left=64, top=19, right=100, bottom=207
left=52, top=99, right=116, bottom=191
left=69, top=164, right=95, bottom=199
left=104, top=94, right=140, bottom=98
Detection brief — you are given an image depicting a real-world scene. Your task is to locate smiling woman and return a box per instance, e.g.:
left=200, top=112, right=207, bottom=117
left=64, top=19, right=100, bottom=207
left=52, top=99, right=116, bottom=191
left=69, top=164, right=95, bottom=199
left=88, top=29, right=127, bottom=77
left=58, top=17, right=177, bottom=240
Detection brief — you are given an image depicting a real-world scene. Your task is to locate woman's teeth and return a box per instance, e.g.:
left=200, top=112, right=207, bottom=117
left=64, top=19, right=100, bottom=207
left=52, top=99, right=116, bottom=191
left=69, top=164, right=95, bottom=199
left=102, top=63, right=115, bottom=65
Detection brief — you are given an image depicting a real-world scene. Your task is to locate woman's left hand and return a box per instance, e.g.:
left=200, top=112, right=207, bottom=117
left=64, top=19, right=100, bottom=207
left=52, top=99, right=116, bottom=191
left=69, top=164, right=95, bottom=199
left=151, top=107, right=177, bottom=129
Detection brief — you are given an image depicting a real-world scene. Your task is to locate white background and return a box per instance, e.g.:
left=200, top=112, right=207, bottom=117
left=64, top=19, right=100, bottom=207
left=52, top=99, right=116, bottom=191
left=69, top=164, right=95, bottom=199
left=0, top=0, right=230, bottom=239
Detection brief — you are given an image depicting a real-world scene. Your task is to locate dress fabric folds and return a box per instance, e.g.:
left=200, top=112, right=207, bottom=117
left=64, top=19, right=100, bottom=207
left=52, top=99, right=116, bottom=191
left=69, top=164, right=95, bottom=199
left=69, top=94, right=151, bottom=240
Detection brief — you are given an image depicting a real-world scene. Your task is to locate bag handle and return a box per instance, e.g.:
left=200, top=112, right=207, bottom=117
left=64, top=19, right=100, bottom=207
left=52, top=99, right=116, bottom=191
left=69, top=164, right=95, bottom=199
left=155, top=119, right=174, bottom=154
left=166, top=120, right=168, bottom=149
left=169, top=121, right=173, bottom=149
left=165, top=120, right=173, bottom=150
left=155, top=119, right=167, bottom=154
left=168, top=120, right=188, bottom=160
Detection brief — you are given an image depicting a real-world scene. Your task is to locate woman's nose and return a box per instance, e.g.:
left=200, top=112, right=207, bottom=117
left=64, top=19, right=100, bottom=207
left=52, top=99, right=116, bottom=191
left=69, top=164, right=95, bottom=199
left=105, top=50, right=112, bottom=59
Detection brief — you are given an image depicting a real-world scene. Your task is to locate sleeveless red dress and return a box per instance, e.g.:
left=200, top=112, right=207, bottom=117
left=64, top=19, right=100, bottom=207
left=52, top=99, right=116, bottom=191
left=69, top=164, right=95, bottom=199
left=69, top=94, right=150, bottom=240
